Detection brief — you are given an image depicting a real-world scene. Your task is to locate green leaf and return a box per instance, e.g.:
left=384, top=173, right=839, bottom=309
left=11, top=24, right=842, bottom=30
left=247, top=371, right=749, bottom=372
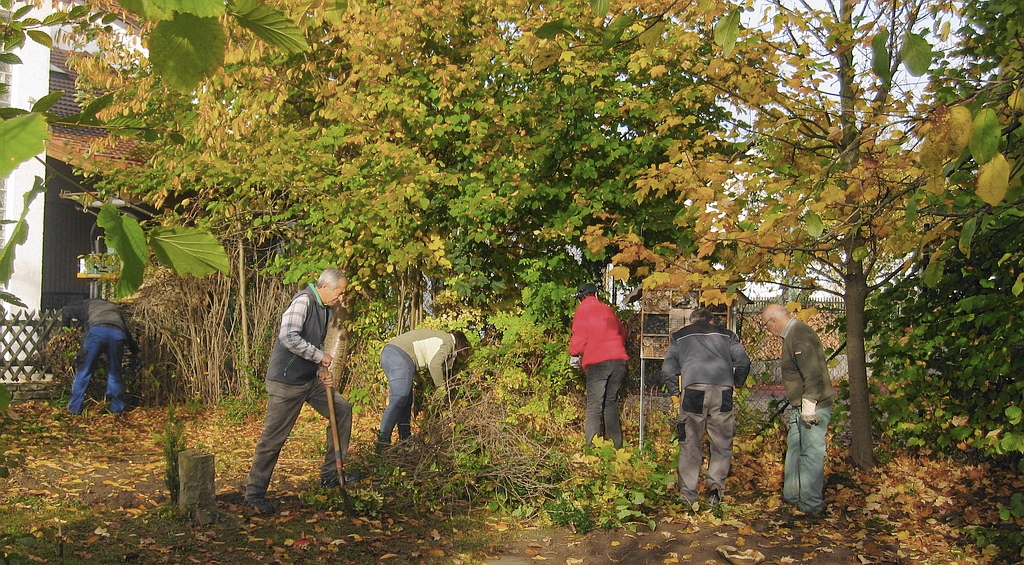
left=26, top=29, right=54, bottom=48
left=0, top=113, right=49, bottom=179
left=118, top=0, right=173, bottom=21
left=148, top=14, right=226, bottom=93
left=804, top=211, right=824, bottom=238
left=31, top=90, right=65, bottom=113
left=0, top=289, right=27, bottom=309
left=152, top=0, right=224, bottom=17
left=535, top=19, right=576, bottom=40
left=602, top=15, right=633, bottom=49
left=714, top=11, right=740, bottom=56
left=0, top=52, right=23, bottom=65
left=1007, top=406, right=1023, bottom=426
left=0, top=177, right=45, bottom=288
left=149, top=226, right=230, bottom=276
left=637, top=20, right=665, bottom=49
left=97, top=204, right=149, bottom=298
left=590, top=0, right=609, bottom=18
left=852, top=246, right=869, bottom=262
left=0, top=107, right=29, bottom=119
left=969, top=108, right=1000, bottom=165
left=900, top=32, right=932, bottom=77
left=871, top=29, right=892, bottom=88
left=958, top=217, right=977, bottom=258
left=1013, top=273, right=1024, bottom=296
left=229, top=0, right=309, bottom=54
left=905, top=190, right=920, bottom=226
left=923, top=249, right=945, bottom=287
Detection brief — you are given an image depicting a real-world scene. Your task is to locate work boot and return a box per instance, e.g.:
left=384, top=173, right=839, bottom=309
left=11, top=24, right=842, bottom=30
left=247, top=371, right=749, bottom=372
left=707, top=489, right=721, bottom=507
left=244, top=498, right=276, bottom=515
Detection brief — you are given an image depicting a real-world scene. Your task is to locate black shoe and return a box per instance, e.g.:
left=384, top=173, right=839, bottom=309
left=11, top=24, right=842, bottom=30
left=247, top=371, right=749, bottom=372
left=344, top=470, right=366, bottom=485
left=708, top=489, right=721, bottom=506
left=321, top=470, right=366, bottom=488
left=244, top=498, right=276, bottom=515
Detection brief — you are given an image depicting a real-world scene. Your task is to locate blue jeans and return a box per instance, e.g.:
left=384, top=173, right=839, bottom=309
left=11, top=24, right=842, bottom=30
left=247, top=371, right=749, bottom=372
left=378, top=345, right=416, bottom=445
left=69, top=326, right=127, bottom=415
left=585, top=359, right=626, bottom=448
left=784, top=404, right=832, bottom=513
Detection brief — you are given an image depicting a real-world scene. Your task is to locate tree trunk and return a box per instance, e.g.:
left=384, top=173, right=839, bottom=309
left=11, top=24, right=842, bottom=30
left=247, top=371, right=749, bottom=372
left=844, top=266, right=876, bottom=469
left=836, top=0, right=875, bottom=470
left=237, top=239, right=250, bottom=368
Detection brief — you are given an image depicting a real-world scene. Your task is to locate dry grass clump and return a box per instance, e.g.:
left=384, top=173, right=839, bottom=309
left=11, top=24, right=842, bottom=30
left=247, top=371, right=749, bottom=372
left=382, top=378, right=561, bottom=507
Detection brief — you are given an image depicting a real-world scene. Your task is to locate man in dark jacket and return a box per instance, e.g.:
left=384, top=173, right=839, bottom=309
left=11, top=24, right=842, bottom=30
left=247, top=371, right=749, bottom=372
left=569, top=283, right=629, bottom=448
left=662, top=308, right=750, bottom=507
left=61, top=298, right=141, bottom=415
left=762, top=304, right=835, bottom=515
left=244, top=268, right=355, bottom=514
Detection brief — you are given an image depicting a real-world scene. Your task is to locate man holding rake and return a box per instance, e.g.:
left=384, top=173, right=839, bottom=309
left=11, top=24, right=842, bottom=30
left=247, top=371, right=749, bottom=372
left=244, top=268, right=357, bottom=515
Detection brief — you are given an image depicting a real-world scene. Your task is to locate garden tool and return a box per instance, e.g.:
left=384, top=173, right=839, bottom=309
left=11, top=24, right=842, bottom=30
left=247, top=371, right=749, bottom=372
left=322, top=369, right=355, bottom=513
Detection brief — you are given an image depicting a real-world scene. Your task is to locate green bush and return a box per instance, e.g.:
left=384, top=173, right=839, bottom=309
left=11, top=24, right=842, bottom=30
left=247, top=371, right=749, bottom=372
left=868, top=210, right=1024, bottom=470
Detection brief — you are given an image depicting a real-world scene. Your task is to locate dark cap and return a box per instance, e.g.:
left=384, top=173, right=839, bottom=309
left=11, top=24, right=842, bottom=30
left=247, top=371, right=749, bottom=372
left=577, top=283, right=599, bottom=298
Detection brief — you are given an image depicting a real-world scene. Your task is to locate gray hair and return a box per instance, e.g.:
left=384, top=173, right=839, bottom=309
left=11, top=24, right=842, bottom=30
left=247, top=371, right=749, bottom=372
left=690, top=307, right=715, bottom=323
left=316, top=268, right=347, bottom=289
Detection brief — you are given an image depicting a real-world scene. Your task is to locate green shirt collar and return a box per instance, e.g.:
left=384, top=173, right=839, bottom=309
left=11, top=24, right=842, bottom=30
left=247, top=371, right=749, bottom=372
left=308, top=283, right=325, bottom=307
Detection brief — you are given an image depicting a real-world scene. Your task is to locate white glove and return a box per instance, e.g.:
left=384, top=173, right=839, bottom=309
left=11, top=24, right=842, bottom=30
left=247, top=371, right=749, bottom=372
left=800, top=397, right=818, bottom=426
left=569, top=355, right=582, bottom=370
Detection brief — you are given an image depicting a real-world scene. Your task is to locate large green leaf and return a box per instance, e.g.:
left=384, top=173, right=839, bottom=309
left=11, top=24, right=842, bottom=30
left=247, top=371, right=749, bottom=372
left=969, top=108, right=1000, bottom=165
left=149, top=226, right=230, bottom=276
left=152, top=0, right=224, bottom=17
left=26, top=29, right=53, bottom=49
left=148, top=14, right=226, bottom=93
left=0, top=113, right=49, bottom=179
left=535, top=19, right=576, bottom=40
left=590, top=0, right=609, bottom=18
left=958, top=217, right=977, bottom=258
left=900, top=32, right=932, bottom=77
left=0, top=177, right=45, bottom=293
left=117, top=0, right=173, bottom=21
left=229, top=0, right=309, bottom=54
left=602, top=15, right=634, bottom=49
left=804, top=211, right=824, bottom=238
left=97, top=204, right=148, bottom=298
left=714, top=11, right=740, bottom=56
left=31, top=90, right=65, bottom=113
left=871, top=29, right=892, bottom=89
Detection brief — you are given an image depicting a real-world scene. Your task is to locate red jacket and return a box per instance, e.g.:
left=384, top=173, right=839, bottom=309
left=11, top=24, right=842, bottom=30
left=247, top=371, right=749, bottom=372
left=569, top=296, right=629, bottom=370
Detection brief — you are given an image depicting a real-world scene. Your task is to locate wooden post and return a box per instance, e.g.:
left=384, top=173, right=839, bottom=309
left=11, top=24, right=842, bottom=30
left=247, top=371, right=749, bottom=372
left=178, top=449, right=216, bottom=524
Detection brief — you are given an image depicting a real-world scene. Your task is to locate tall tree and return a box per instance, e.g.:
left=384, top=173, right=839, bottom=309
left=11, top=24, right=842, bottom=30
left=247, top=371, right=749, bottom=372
left=593, top=0, right=986, bottom=470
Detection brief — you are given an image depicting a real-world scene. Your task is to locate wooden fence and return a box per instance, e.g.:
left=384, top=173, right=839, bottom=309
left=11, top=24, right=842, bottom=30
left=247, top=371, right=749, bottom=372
left=1, top=309, right=62, bottom=384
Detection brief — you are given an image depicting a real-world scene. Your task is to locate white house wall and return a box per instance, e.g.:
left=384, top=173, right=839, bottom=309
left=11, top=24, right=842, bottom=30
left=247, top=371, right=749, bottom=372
left=3, top=1, right=52, bottom=312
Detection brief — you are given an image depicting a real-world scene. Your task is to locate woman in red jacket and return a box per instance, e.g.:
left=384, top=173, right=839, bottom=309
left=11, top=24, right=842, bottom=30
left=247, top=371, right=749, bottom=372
left=569, top=284, right=630, bottom=448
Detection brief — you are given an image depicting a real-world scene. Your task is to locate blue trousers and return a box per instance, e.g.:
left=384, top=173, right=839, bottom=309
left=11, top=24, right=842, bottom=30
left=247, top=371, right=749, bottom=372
left=69, top=326, right=127, bottom=415
left=784, top=405, right=832, bottom=513
left=378, top=345, right=416, bottom=445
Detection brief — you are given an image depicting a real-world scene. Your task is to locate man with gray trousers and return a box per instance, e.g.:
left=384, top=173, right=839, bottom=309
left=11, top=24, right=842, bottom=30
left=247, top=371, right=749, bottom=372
left=244, top=268, right=355, bottom=514
left=662, top=308, right=750, bottom=507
